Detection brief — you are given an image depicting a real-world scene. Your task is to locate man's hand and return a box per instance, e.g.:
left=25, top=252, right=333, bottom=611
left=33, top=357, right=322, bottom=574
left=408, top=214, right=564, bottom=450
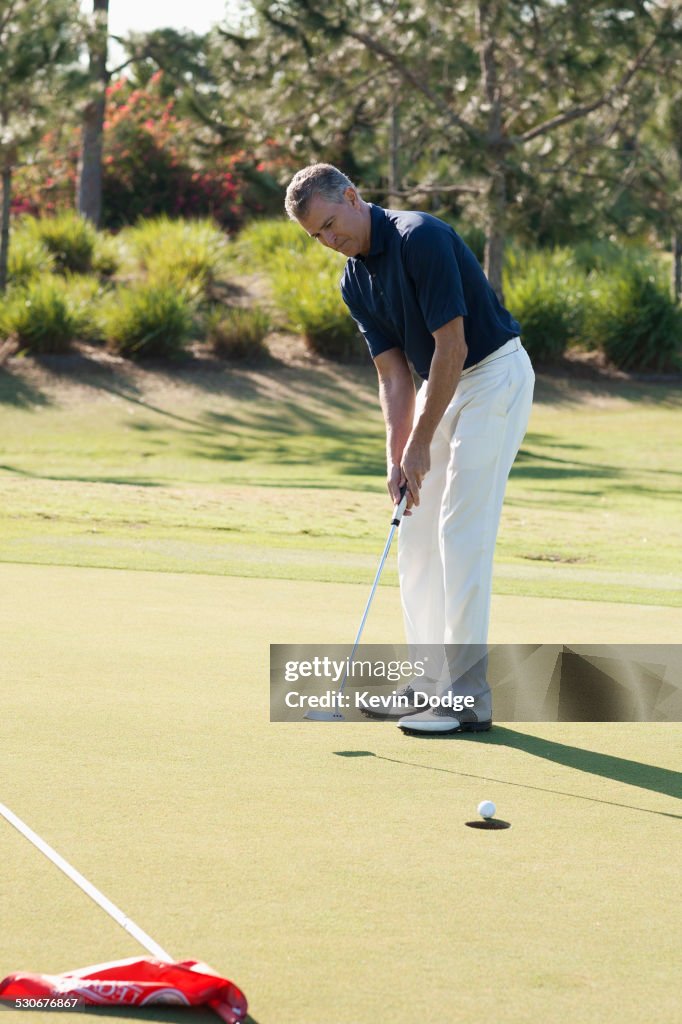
left=401, top=436, right=431, bottom=508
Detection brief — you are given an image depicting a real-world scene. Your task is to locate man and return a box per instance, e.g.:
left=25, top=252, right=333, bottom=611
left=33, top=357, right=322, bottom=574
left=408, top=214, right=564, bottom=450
left=285, top=163, right=534, bottom=734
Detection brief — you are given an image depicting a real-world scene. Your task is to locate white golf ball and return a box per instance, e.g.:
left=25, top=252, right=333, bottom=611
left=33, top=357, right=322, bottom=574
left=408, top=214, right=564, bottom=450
left=478, top=800, right=496, bottom=819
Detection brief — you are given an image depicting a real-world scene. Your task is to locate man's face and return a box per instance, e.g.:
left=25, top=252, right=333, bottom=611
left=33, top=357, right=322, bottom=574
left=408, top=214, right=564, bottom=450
left=297, top=187, right=370, bottom=257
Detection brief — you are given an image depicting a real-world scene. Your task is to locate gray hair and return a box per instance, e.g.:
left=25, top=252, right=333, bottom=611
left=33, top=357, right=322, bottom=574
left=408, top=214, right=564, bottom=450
left=284, top=163, right=356, bottom=221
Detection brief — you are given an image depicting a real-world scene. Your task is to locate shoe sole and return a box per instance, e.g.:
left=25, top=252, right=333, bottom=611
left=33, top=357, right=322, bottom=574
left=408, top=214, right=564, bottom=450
left=361, top=706, right=421, bottom=720
left=399, top=719, right=493, bottom=735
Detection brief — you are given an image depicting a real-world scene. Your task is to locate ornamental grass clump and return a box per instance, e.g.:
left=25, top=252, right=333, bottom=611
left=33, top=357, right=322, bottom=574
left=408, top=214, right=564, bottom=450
left=0, top=275, right=83, bottom=353
left=24, top=211, right=98, bottom=274
left=99, top=282, right=194, bottom=360
left=503, top=248, right=585, bottom=362
left=206, top=307, right=270, bottom=360
left=122, top=216, right=230, bottom=297
left=6, top=227, right=55, bottom=284
left=583, top=265, right=682, bottom=372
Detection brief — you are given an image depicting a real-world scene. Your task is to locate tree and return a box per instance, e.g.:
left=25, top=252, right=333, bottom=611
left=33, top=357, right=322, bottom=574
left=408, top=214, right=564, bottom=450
left=76, top=0, right=109, bottom=225
left=0, top=0, right=82, bottom=291
left=233, top=0, right=679, bottom=300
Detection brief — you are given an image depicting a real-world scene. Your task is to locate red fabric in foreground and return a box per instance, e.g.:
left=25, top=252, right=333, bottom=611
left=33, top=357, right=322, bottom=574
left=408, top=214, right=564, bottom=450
left=0, top=956, right=247, bottom=1022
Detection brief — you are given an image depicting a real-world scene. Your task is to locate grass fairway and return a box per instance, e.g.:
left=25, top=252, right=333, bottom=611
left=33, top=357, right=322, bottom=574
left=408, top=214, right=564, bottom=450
left=1, top=564, right=681, bottom=1024
left=1, top=353, right=681, bottom=606
left=1, top=355, right=680, bottom=1023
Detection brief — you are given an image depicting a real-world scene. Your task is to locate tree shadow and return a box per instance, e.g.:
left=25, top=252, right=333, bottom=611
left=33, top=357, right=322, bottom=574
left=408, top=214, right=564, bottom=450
left=0, top=368, right=51, bottom=408
left=0, top=463, right=163, bottom=488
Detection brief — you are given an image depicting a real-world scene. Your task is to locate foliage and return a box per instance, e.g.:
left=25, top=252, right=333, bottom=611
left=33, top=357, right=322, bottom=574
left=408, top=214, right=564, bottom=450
left=198, top=0, right=680, bottom=295
left=11, top=71, right=282, bottom=231
left=100, top=72, right=279, bottom=231
left=268, top=247, right=365, bottom=362
left=91, top=233, right=121, bottom=278
left=504, top=249, right=585, bottom=362
left=121, top=216, right=230, bottom=296
left=59, top=273, right=106, bottom=343
left=236, top=218, right=366, bottom=360
left=206, top=306, right=270, bottom=359
left=23, top=211, right=98, bottom=274
left=6, top=229, right=55, bottom=285
left=235, top=217, right=310, bottom=271
left=583, top=265, right=682, bottom=372
left=98, top=282, right=194, bottom=359
left=0, top=0, right=85, bottom=289
left=0, top=275, right=85, bottom=353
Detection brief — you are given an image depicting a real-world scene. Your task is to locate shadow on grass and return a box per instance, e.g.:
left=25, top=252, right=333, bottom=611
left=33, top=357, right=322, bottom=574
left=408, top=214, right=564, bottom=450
left=334, top=727, right=682, bottom=819
left=82, top=1010, right=261, bottom=1024
left=0, top=368, right=51, bottom=408
left=533, top=367, right=682, bottom=407
left=513, top=439, right=682, bottom=482
left=8, top=1010, right=261, bottom=1024
left=0, top=463, right=163, bottom=488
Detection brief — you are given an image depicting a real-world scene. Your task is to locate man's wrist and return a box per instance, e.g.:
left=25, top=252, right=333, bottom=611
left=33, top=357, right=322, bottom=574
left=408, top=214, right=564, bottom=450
left=410, top=423, right=434, bottom=447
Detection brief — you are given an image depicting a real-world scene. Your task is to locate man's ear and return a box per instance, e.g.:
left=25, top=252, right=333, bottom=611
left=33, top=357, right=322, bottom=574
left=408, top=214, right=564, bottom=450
left=344, top=186, right=359, bottom=206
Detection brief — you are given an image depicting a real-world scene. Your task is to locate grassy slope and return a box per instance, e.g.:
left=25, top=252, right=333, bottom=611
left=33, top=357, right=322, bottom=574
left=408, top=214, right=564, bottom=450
left=0, top=350, right=680, bottom=605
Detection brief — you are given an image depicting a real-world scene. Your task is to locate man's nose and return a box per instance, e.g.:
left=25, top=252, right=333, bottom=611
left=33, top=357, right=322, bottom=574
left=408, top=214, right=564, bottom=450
left=320, top=229, right=336, bottom=247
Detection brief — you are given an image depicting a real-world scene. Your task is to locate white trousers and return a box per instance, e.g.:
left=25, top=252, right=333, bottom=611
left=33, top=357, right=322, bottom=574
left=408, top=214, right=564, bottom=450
left=397, top=338, right=534, bottom=658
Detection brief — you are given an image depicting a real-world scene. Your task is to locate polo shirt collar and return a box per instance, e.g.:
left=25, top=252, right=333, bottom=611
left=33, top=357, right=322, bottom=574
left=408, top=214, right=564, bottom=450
left=366, top=204, right=388, bottom=257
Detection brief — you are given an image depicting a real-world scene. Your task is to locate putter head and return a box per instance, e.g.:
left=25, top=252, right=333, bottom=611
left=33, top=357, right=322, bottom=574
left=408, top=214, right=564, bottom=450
left=304, top=709, right=345, bottom=722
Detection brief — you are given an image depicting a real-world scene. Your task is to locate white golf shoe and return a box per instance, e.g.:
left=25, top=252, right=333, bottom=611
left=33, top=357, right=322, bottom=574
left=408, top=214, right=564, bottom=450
left=398, top=704, right=492, bottom=734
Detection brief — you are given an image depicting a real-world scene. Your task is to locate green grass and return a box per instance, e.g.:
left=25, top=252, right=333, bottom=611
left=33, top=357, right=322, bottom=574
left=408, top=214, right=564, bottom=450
left=0, top=359, right=680, bottom=605
left=1, top=564, right=680, bottom=1024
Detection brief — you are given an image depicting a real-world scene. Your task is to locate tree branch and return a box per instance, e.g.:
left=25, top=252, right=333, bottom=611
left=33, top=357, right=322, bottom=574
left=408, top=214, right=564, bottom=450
left=518, top=35, right=659, bottom=143
left=345, top=28, right=483, bottom=144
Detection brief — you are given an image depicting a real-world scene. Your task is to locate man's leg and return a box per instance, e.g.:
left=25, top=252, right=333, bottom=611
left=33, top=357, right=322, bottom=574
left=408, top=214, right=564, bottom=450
left=397, top=383, right=450, bottom=648
left=399, top=342, right=534, bottom=733
left=441, top=344, right=534, bottom=648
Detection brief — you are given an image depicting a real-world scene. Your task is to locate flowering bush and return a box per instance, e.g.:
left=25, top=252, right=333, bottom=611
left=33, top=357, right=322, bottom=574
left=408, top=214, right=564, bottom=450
left=12, top=71, right=283, bottom=229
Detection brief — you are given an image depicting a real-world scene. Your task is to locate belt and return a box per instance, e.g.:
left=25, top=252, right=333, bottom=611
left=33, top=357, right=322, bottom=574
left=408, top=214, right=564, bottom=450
left=460, top=336, right=522, bottom=377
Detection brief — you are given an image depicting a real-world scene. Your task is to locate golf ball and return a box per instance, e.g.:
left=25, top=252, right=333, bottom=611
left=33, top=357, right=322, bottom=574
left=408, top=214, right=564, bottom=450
left=478, top=800, right=496, bottom=819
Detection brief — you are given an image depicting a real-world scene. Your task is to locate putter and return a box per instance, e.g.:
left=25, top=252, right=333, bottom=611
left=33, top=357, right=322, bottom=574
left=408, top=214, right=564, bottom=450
left=305, top=485, right=409, bottom=721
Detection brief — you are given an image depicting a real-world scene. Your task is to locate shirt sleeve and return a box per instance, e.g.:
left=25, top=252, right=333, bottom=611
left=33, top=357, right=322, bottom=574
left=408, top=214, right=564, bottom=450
left=402, top=224, right=468, bottom=333
left=340, top=281, right=398, bottom=359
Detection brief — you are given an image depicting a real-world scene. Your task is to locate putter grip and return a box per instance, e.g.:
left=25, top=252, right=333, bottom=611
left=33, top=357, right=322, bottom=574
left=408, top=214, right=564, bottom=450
left=391, top=484, right=409, bottom=526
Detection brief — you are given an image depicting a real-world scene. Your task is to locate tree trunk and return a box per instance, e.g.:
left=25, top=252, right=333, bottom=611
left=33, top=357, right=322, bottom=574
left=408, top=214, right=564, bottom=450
left=477, top=0, right=506, bottom=302
left=387, top=88, right=401, bottom=208
left=76, top=0, right=109, bottom=226
left=485, top=166, right=506, bottom=302
left=673, top=229, right=682, bottom=303
left=0, top=165, right=11, bottom=294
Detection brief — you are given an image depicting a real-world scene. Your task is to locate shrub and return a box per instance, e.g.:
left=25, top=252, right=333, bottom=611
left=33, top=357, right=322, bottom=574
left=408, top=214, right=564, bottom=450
left=100, top=73, right=273, bottom=231
left=92, top=234, right=121, bottom=278
left=25, top=212, right=97, bottom=274
left=98, top=282, right=194, bottom=359
left=11, top=73, right=285, bottom=229
left=235, top=218, right=309, bottom=272
left=268, top=249, right=365, bottom=361
left=123, top=216, right=229, bottom=296
left=570, top=239, right=653, bottom=275
left=60, top=274, right=107, bottom=344
left=582, top=266, right=682, bottom=372
left=0, top=275, right=82, bottom=353
left=7, top=227, right=55, bottom=284
left=504, top=249, right=585, bottom=362
left=206, top=307, right=270, bottom=359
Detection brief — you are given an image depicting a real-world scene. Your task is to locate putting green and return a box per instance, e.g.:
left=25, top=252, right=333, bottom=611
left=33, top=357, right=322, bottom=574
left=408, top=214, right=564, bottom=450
left=1, top=563, right=680, bottom=1024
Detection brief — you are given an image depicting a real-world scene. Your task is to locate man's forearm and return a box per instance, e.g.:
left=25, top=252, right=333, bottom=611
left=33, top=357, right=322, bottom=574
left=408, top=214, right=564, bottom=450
left=411, top=319, right=467, bottom=446
left=379, top=372, right=415, bottom=469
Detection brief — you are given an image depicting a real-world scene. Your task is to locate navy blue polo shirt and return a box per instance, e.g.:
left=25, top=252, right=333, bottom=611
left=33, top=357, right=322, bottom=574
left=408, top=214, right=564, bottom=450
left=340, top=204, right=520, bottom=379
